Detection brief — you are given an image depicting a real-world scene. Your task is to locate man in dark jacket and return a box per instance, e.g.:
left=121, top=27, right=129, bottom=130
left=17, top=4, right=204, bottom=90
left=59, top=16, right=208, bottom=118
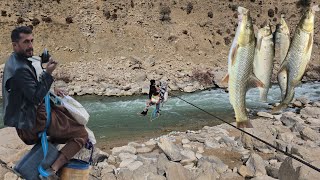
left=2, top=26, right=88, bottom=179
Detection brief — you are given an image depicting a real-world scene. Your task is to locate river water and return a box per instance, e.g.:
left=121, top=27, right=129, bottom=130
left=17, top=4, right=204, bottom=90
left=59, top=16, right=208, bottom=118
left=0, top=82, right=319, bottom=149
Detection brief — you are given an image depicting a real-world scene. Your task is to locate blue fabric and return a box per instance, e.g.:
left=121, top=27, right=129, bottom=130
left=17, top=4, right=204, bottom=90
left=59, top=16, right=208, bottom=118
left=38, top=93, right=52, bottom=177
left=64, top=159, right=90, bottom=170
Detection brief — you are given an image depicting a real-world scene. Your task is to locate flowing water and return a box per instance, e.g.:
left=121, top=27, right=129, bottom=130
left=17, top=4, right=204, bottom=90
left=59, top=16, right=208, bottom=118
left=0, top=82, right=319, bottom=149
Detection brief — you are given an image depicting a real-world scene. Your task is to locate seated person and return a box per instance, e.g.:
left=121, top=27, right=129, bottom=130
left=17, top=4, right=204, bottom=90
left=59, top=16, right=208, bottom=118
left=141, top=80, right=160, bottom=116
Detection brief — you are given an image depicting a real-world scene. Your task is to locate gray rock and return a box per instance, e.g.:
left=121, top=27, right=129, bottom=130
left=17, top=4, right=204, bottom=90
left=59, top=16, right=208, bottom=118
left=112, top=145, right=137, bottom=156
left=296, top=96, right=310, bottom=105
left=128, top=142, right=141, bottom=148
left=200, top=156, right=228, bottom=174
left=293, top=100, right=303, bottom=107
left=238, top=165, right=254, bottom=178
left=280, top=112, right=304, bottom=128
left=279, top=157, right=320, bottom=180
left=157, top=137, right=182, bottom=161
left=246, top=153, right=267, bottom=177
left=300, top=127, right=319, bottom=141
left=277, top=132, right=295, bottom=143
left=219, top=172, right=243, bottom=180
left=100, top=164, right=116, bottom=174
left=257, top=112, right=274, bottom=119
left=116, top=168, right=133, bottom=180
left=119, top=158, right=136, bottom=168
left=0, top=128, right=31, bottom=164
left=291, top=145, right=320, bottom=162
left=313, top=101, right=320, bottom=107
left=290, top=123, right=305, bottom=133
left=136, top=147, right=153, bottom=154
left=101, top=172, right=117, bottom=180
left=119, top=152, right=137, bottom=161
left=275, top=139, right=290, bottom=152
left=251, top=175, right=277, bottom=180
left=4, top=172, right=18, bottom=180
left=107, top=155, right=116, bottom=164
left=300, top=107, right=320, bottom=119
left=182, top=138, right=190, bottom=144
left=204, top=139, right=221, bottom=149
left=266, top=165, right=279, bottom=179
left=157, top=153, right=170, bottom=176
left=0, top=165, right=9, bottom=180
left=147, top=173, right=166, bottom=180
left=165, top=162, right=192, bottom=180
left=132, top=164, right=158, bottom=179
left=127, top=161, right=143, bottom=171
left=305, top=117, right=320, bottom=126
left=194, top=161, right=220, bottom=180
left=180, top=149, right=196, bottom=161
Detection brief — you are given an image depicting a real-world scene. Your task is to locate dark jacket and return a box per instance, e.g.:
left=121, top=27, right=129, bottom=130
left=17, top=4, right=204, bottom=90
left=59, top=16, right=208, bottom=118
left=2, top=52, right=54, bottom=129
left=148, top=85, right=158, bottom=99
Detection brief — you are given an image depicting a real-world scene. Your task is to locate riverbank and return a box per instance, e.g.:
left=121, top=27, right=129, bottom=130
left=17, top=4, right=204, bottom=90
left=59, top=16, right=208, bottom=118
left=1, top=96, right=319, bottom=180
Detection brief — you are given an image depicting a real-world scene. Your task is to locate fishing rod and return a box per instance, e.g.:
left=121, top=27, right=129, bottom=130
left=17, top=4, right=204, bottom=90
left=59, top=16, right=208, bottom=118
left=168, top=87, right=320, bottom=173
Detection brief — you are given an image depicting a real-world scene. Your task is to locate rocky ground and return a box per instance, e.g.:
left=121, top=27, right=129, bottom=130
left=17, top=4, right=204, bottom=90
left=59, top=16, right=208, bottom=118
left=1, top=96, right=319, bottom=180
left=0, top=0, right=320, bottom=97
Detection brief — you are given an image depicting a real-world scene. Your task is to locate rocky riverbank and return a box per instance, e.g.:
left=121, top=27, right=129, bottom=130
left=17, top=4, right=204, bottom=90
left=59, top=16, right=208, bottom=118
left=1, top=96, right=319, bottom=180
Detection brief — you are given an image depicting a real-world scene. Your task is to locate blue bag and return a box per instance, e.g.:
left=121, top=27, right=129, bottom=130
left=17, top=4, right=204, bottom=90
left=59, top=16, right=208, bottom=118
left=14, top=143, right=59, bottom=180
left=14, top=94, right=59, bottom=180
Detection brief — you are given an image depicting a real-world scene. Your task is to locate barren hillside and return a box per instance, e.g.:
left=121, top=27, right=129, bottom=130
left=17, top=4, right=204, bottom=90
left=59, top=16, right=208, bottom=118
left=0, top=0, right=319, bottom=95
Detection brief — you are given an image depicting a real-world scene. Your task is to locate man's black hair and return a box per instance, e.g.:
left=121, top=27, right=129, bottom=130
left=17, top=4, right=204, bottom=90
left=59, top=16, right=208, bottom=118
left=150, top=79, right=156, bottom=85
left=11, top=26, right=32, bottom=42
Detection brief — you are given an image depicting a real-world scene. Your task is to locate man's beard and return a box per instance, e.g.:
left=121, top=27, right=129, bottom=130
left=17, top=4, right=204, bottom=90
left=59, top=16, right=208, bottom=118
left=24, top=48, right=33, bottom=58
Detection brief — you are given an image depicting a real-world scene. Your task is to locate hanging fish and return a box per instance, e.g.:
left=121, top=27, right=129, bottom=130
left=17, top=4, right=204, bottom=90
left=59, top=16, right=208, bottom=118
left=275, top=16, right=290, bottom=100
left=253, top=23, right=275, bottom=102
left=222, top=7, right=264, bottom=128
left=272, top=5, right=319, bottom=113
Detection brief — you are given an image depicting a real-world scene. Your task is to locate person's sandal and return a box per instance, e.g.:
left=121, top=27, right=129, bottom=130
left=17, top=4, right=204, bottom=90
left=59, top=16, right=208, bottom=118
left=140, top=109, right=148, bottom=116
left=38, top=168, right=59, bottom=180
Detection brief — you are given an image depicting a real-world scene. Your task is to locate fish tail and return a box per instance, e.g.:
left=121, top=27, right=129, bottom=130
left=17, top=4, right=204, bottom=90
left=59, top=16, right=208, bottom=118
left=237, top=120, right=253, bottom=128
left=271, top=103, right=288, bottom=114
left=259, top=88, right=268, bottom=102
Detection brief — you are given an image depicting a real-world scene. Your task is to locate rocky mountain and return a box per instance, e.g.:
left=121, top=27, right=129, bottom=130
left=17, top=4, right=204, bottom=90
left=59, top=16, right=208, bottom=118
left=0, top=0, right=319, bottom=96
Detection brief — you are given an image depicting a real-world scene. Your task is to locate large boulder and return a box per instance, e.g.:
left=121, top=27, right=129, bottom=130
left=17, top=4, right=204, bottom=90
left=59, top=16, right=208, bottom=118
left=279, top=157, right=320, bottom=180
left=0, top=128, right=31, bottom=164
left=157, top=137, right=182, bottom=161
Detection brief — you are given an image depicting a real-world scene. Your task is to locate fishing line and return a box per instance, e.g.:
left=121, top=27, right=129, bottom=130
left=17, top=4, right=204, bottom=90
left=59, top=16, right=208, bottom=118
left=167, top=89, right=320, bottom=173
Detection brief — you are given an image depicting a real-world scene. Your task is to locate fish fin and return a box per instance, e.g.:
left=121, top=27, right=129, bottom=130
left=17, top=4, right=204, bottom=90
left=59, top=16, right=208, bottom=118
left=305, top=33, right=313, bottom=53
left=253, top=24, right=259, bottom=38
left=271, top=103, right=288, bottom=114
left=311, top=5, right=320, bottom=12
left=256, top=37, right=263, bottom=51
left=292, top=81, right=302, bottom=87
left=248, top=74, right=264, bottom=89
left=221, top=73, right=229, bottom=84
left=277, top=68, right=288, bottom=100
left=231, top=44, right=239, bottom=65
left=237, top=121, right=253, bottom=128
left=260, top=94, right=267, bottom=103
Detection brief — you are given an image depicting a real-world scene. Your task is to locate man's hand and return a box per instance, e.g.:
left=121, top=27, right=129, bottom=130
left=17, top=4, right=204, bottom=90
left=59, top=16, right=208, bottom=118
left=46, top=57, right=58, bottom=75
left=54, top=87, right=68, bottom=97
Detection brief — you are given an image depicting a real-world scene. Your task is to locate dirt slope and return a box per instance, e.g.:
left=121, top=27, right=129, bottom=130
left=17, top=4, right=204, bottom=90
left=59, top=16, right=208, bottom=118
left=0, top=0, right=319, bottom=95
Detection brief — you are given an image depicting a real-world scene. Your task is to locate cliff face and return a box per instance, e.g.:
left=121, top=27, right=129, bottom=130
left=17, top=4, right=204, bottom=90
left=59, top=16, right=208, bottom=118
left=0, top=0, right=319, bottom=96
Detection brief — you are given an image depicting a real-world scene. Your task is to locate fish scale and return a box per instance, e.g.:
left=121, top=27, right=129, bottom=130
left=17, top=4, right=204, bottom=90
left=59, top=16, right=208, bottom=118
left=275, top=17, right=290, bottom=100
left=253, top=24, right=274, bottom=102
left=229, top=39, right=256, bottom=126
left=272, top=5, right=318, bottom=113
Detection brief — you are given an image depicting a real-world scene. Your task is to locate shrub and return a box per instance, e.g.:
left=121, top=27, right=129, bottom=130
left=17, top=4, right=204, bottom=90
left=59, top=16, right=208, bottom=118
left=159, top=5, right=171, bottom=21
left=186, top=2, right=193, bottom=14
left=192, top=69, right=214, bottom=86
left=32, top=18, right=40, bottom=26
